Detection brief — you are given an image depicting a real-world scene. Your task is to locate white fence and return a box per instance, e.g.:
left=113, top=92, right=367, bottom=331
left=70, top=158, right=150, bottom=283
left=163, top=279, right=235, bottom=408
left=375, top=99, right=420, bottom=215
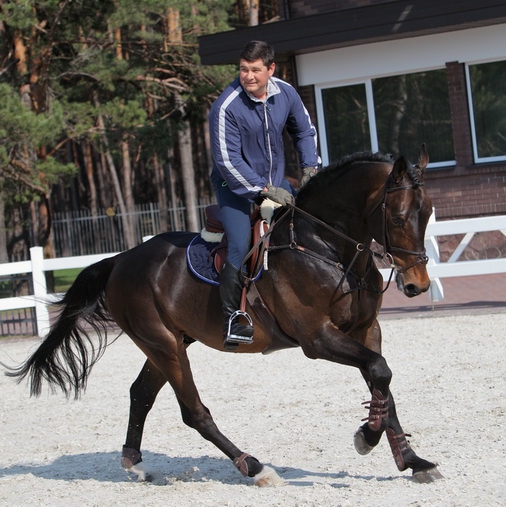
left=1, top=216, right=506, bottom=337
left=379, top=213, right=506, bottom=302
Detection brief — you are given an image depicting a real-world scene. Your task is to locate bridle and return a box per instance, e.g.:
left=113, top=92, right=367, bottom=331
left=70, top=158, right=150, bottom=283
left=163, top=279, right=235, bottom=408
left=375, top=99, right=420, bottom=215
left=368, top=172, right=429, bottom=274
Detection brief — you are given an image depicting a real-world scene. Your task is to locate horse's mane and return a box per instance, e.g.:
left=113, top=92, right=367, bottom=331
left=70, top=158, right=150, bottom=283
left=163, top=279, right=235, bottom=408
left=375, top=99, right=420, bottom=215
left=298, top=151, right=395, bottom=199
left=298, top=150, right=426, bottom=200
left=328, top=151, right=394, bottom=172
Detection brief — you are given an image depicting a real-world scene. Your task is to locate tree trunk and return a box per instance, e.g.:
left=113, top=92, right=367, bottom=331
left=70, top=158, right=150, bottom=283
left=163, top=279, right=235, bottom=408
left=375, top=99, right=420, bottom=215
left=167, top=144, right=182, bottom=231
left=96, top=149, right=110, bottom=209
left=176, top=94, right=199, bottom=232
left=13, top=29, right=28, bottom=75
left=166, top=8, right=182, bottom=46
left=0, top=192, right=8, bottom=263
left=165, top=8, right=198, bottom=231
left=96, top=103, right=136, bottom=249
left=121, top=138, right=136, bottom=244
left=249, top=0, right=259, bottom=26
left=153, top=152, right=168, bottom=232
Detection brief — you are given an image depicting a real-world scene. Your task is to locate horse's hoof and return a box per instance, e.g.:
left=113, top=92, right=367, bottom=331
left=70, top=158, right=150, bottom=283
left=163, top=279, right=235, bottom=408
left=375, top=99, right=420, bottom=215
left=413, top=466, right=444, bottom=483
left=253, top=466, right=285, bottom=487
left=354, top=427, right=375, bottom=455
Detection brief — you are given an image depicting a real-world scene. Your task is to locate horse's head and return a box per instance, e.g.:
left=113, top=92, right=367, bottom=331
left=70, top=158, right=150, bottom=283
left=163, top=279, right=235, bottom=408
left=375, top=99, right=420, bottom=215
left=371, top=144, right=433, bottom=297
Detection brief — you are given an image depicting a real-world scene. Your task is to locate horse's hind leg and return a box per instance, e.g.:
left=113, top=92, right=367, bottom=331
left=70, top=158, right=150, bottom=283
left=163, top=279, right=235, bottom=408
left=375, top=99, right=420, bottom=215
left=168, top=349, right=284, bottom=486
left=121, top=359, right=167, bottom=481
left=128, top=333, right=283, bottom=486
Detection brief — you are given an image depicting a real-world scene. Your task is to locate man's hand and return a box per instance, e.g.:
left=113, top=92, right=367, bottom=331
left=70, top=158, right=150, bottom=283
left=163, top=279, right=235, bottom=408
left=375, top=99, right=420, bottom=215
left=260, top=185, right=294, bottom=206
left=300, top=167, right=318, bottom=187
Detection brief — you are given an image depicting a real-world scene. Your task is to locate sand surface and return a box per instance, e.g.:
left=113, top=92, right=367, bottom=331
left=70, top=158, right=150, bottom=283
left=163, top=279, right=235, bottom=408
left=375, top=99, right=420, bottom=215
left=1, top=312, right=505, bottom=506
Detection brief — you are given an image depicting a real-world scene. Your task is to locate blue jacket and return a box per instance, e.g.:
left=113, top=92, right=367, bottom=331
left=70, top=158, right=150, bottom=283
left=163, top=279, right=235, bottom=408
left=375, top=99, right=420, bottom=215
left=209, top=76, right=319, bottom=200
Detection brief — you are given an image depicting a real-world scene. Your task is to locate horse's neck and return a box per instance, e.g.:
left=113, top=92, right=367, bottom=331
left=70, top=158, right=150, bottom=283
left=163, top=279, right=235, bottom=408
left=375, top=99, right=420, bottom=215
left=293, top=166, right=387, bottom=267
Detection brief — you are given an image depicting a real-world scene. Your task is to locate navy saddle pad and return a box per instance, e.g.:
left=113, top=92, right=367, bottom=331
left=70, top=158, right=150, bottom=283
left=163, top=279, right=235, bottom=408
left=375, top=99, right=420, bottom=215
left=186, top=235, right=221, bottom=285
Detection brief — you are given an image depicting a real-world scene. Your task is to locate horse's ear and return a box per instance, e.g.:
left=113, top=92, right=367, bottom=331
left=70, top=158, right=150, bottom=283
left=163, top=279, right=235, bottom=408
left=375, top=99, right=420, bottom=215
left=416, top=143, right=429, bottom=172
left=391, top=156, right=408, bottom=184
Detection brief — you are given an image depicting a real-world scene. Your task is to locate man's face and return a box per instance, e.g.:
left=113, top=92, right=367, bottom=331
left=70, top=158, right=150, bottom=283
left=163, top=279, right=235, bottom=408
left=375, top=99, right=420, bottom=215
left=239, top=58, right=275, bottom=100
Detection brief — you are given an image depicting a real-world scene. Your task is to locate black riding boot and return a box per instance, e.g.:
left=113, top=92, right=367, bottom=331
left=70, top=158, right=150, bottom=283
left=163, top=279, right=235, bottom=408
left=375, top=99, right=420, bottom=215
left=219, top=263, right=254, bottom=350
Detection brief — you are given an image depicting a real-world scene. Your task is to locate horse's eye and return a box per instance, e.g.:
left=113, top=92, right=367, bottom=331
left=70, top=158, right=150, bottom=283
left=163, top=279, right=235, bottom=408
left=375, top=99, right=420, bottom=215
left=391, top=216, right=404, bottom=227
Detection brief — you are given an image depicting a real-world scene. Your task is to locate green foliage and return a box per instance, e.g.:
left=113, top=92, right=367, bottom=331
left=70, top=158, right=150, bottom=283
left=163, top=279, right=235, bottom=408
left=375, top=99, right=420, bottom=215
left=0, top=0, right=240, bottom=212
left=53, top=268, right=83, bottom=292
left=102, top=98, right=148, bottom=129
left=0, top=84, right=60, bottom=147
left=0, top=1, right=36, bottom=30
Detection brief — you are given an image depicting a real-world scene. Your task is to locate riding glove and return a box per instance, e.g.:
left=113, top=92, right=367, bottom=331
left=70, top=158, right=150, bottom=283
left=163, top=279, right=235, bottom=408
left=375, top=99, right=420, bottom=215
left=260, top=185, right=294, bottom=206
left=300, top=166, right=318, bottom=187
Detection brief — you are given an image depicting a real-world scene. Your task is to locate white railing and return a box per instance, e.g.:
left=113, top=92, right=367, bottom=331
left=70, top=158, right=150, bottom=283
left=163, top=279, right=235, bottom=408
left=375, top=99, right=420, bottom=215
left=0, top=250, right=120, bottom=337
left=1, top=217, right=506, bottom=337
left=379, top=212, right=506, bottom=302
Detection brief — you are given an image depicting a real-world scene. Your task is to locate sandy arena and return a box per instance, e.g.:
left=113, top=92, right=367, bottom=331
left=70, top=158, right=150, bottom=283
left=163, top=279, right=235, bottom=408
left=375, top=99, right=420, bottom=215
left=1, top=312, right=505, bottom=506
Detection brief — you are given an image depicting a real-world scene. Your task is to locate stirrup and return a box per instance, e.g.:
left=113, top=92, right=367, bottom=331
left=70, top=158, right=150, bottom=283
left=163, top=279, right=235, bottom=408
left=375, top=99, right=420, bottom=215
left=224, top=310, right=254, bottom=346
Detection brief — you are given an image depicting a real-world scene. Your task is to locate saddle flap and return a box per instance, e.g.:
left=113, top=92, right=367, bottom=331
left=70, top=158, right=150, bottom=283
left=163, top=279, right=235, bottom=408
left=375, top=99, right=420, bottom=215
left=205, top=204, right=224, bottom=233
left=213, top=240, right=227, bottom=274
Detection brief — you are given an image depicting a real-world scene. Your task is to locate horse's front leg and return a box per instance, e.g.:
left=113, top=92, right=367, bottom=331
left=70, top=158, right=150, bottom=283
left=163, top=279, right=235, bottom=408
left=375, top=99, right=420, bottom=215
left=300, top=322, right=393, bottom=435
left=354, top=387, right=443, bottom=482
left=353, top=321, right=443, bottom=482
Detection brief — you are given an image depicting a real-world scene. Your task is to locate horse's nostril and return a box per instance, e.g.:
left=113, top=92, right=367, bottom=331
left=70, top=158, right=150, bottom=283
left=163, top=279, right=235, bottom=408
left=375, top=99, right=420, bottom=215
left=403, top=283, right=421, bottom=297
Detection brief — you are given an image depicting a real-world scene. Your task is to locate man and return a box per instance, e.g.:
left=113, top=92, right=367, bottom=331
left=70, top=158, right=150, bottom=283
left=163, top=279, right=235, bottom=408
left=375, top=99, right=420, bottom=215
left=209, top=40, right=320, bottom=349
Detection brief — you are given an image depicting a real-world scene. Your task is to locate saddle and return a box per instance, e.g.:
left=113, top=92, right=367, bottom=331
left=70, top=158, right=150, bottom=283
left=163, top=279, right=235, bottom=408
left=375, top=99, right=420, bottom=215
left=186, top=200, right=279, bottom=285
left=186, top=200, right=300, bottom=352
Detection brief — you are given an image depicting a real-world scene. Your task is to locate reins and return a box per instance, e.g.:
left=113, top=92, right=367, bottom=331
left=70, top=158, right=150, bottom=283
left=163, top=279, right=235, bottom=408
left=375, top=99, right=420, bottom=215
left=242, top=172, right=428, bottom=295
left=266, top=205, right=394, bottom=294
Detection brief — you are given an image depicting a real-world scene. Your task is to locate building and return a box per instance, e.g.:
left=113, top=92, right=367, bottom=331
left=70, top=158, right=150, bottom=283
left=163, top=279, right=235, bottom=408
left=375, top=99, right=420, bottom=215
left=199, top=0, right=506, bottom=230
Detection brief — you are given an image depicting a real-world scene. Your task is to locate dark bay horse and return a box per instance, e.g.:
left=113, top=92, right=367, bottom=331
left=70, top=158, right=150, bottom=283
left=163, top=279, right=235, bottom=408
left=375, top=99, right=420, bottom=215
left=6, top=144, right=443, bottom=485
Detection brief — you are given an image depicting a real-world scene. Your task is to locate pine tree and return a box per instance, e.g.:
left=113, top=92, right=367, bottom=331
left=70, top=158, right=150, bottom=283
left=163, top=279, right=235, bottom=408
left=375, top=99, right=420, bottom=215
left=1, top=0, right=260, bottom=258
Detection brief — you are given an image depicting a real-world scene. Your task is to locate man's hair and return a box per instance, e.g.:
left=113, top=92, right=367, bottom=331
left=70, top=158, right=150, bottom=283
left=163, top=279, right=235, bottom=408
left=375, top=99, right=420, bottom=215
left=240, top=40, right=275, bottom=68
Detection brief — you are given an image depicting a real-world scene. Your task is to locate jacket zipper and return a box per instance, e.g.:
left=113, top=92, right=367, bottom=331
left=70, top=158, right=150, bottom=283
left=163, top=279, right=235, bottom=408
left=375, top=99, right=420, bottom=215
left=263, top=102, right=273, bottom=185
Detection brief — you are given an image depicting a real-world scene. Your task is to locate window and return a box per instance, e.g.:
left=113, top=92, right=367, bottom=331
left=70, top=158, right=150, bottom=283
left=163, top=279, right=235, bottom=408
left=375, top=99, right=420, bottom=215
left=467, top=60, right=506, bottom=162
left=321, top=84, right=370, bottom=164
left=373, top=70, right=454, bottom=164
left=318, top=70, right=455, bottom=168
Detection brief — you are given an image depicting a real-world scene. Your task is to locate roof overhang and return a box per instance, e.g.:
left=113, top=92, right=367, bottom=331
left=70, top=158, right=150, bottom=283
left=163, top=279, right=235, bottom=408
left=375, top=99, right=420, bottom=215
left=199, top=0, right=506, bottom=65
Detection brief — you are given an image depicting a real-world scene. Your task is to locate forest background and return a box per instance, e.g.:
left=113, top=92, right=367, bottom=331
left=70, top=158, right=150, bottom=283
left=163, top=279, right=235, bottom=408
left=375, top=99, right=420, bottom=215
left=0, top=0, right=281, bottom=265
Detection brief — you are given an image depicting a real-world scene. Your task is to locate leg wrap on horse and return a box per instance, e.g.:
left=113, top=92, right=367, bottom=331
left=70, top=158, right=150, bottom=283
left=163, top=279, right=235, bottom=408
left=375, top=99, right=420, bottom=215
left=386, top=428, right=412, bottom=471
left=361, top=389, right=389, bottom=431
left=121, top=446, right=142, bottom=469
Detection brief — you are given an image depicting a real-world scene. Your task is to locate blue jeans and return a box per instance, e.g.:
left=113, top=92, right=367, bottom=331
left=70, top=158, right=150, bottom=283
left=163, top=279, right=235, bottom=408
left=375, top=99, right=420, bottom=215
left=211, top=176, right=294, bottom=269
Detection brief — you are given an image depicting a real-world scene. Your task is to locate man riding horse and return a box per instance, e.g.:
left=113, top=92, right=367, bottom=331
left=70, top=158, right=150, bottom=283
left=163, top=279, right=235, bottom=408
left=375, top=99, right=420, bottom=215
left=209, top=40, right=320, bottom=349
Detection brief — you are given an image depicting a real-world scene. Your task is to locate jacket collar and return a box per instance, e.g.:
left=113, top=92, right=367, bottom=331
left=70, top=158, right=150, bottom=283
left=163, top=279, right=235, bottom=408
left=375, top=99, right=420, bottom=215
left=243, top=78, right=281, bottom=103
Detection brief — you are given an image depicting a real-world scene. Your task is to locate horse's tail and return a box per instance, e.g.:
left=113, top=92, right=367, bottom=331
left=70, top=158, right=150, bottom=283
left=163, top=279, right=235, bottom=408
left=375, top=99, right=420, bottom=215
left=4, top=256, right=117, bottom=399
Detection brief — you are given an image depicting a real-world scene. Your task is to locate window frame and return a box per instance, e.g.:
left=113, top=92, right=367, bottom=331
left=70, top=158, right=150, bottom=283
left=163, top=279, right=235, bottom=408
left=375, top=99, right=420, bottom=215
left=315, top=70, right=456, bottom=169
left=465, top=58, right=506, bottom=164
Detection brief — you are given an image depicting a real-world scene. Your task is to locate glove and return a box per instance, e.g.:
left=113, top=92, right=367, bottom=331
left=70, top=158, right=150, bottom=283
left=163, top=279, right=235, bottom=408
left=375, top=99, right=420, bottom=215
left=260, top=185, right=294, bottom=206
left=300, top=167, right=318, bottom=187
